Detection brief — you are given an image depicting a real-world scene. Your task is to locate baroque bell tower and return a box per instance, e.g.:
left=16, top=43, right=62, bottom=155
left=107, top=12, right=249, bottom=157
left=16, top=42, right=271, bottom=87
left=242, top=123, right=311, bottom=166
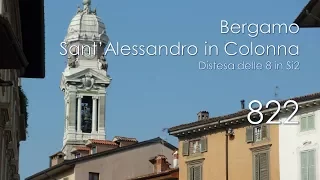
left=60, top=0, right=111, bottom=159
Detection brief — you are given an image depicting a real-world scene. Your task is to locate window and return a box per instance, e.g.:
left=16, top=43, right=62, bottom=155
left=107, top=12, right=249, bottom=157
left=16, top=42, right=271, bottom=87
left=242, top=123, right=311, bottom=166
left=91, top=146, right=97, bottom=154
left=75, top=153, right=81, bottom=158
left=301, top=149, right=316, bottom=180
left=188, top=164, right=202, bottom=180
left=189, top=140, right=201, bottom=154
left=253, top=152, right=269, bottom=180
left=246, top=124, right=268, bottom=143
left=182, top=137, right=207, bottom=156
left=89, top=172, right=99, bottom=180
left=300, top=115, right=315, bottom=132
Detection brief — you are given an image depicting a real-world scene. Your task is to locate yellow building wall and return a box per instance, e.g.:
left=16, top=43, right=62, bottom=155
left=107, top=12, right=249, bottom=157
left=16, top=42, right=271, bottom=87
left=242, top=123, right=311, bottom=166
left=178, top=125, right=279, bottom=180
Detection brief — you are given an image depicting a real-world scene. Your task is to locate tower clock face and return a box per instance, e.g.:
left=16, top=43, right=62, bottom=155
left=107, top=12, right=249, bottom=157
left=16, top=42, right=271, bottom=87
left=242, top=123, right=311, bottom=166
left=83, top=45, right=95, bottom=59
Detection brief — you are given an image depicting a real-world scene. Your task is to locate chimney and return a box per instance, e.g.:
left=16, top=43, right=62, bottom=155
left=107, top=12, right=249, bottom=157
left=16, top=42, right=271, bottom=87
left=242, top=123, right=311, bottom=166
left=172, top=150, right=179, bottom=168
left=49, top=152, right=65, bottom=167
left=197, top=111, right=209, bottom=121
left=150, top=155, right=171, bottom=173
left=112, top=136, right=138, bottom=147
left=241, top=100, right=245, bottom=109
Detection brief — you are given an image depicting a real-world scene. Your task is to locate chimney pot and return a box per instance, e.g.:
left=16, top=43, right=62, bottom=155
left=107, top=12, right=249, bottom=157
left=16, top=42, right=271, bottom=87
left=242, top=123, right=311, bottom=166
left=153, top=155, right=170, bottom=173
left=197, top=111, right=209, bottom=121
left=173, top=150, right=179, bottom=168
left=241, top=100, right=245, bottom=109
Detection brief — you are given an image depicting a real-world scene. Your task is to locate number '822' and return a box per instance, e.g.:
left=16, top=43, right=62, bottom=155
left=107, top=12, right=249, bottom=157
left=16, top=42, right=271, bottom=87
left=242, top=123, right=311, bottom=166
left=247, top=100, right=299, bottom=125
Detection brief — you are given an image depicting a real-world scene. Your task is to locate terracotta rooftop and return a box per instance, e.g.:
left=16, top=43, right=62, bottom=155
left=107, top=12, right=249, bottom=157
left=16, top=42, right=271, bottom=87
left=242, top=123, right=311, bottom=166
left=88, top=139, right=118, bottom=146
left=49, top=151, right=64, bottom=158
left=128, top=167, right=179, bottom=180
left=26, top=137, right=177, bottom=180
left=71, top=146, right=90, bottom=152
left=168, top=92, right=320, bottom=132
left=113, top=136, right=138, bottom=142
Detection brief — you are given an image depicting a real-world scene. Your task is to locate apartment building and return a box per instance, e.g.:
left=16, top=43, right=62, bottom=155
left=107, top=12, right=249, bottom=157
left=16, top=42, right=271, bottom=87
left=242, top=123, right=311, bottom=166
left=168, top=92, right=320, bottom=180
left=0, top=0, right=45, bottom=179
left=168, top=108, right=280, bottom=180
left=292, top=3, right=320, bottom=180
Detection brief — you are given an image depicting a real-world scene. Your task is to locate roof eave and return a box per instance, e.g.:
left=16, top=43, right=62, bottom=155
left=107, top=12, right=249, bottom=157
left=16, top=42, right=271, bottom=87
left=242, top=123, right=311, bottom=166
left=169, top=98, right=320, bottom=137
left=25, top=163, right=74, bottom=180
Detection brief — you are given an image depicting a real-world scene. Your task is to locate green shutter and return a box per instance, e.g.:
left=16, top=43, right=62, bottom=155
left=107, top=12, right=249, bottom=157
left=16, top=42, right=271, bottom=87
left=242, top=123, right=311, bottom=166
left=307, top=115, right=315, bottom=130
left=246, top=127, right=254, bottom=143
left=193, top=165, right=202, bottom=180
left=200, top=137, right=207, bottom=153
left=189, top=166, right=194, bottom=180
left=308, top=150, right=316, bottom=180
left=254, top=154, right=260, bottom=180
left=259, top=152, right=269, bottom=180
left=301, top=151, right=308, bottom=180
left=300, top=117, right=307, bottom=132
left=261, top=125, right=268, bottom=139
left=183, top=141, right=189, bottom=156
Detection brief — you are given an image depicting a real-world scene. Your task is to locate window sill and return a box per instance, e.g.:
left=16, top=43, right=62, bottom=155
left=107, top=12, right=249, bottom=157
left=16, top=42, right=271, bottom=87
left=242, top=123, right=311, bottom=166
left=298, top=129, right=316, bottom=136
left=185, top=153, right=204, bottom=162
left=251, top=138, right=270, bottom=147
left=250, top=144, right=272, bottom=152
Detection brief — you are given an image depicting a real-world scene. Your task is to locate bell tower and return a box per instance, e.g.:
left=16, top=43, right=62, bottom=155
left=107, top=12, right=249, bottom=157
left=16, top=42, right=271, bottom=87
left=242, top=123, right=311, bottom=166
left=60, top=0, right=111, bottom=159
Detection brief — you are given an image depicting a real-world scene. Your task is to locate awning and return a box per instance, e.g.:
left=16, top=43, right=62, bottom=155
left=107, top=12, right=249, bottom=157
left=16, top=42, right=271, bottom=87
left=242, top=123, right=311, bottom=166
left=0, top=15, right=28, bottom=69
left=294, top=0, right=320, bottom=27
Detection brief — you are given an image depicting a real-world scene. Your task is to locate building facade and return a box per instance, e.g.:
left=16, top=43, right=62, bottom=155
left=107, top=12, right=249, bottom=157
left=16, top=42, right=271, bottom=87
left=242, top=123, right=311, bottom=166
left=60, top=0, right=111, bottom=159
left=168, top=110, right=280, bottom=180
left=0, top=0, right=45, bottom=179
left=25, top=137, right=177, bottom=180
left=292, top=3, right=320, bottom=180
left=168, top=93, right=320, bottom=180
left=279, top=95, right=320, bottom=180
left=129, top=152, right=179, bottom=180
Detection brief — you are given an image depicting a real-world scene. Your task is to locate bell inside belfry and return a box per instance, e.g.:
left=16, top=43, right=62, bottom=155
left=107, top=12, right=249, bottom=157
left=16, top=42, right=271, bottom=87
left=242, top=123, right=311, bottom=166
left=81, top=96, right=93, bottom=133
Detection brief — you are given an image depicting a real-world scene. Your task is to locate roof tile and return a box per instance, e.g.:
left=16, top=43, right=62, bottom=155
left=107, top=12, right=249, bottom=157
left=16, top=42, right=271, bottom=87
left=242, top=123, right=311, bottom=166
left=168, top=92, right=320, bottom=132
left=89, top=139, right=118, bottom=146
left=113, top=136, right=138, bottom=142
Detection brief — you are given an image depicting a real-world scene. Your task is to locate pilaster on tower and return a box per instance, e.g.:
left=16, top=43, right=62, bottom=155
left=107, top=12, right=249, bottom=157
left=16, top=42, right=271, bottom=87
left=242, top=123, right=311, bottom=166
left=59, top=0, right=111, bottom=159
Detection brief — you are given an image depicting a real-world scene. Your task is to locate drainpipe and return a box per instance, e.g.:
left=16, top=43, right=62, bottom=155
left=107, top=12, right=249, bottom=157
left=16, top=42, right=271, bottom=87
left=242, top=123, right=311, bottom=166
left=225, top=128, right=229, bottom=180
left=219, top=120, right=228, bottom=180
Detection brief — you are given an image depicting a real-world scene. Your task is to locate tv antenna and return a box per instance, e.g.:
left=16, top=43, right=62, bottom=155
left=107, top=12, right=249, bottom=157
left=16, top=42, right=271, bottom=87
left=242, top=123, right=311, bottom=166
left=274, top=86, right=280, bottom=100
left=160, top=128, right=169, bottom=155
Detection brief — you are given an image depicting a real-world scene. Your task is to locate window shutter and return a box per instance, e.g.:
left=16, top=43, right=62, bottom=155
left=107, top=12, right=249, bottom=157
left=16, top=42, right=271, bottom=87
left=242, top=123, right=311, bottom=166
left=308, top=115, right=315, bottom=130
left=200, top=137, right=207, bottom=153
left=261, top=125, right=268, bottom=139
left=193, top=165, right=202, bottom=180
left=182, top=141, right=189, bottom=156
left=308, top=150, right=316, bottom=180
left=259, top=152, right=269, bottom=180
left=254, top=154, right=260, bottom=180
left=246, top=127, right=254, bottom=143
left=189, top=166, right=194, bottom=180
left=300, top=117, right=307, bottom=132
left=301, top=151, right=308, bottom=180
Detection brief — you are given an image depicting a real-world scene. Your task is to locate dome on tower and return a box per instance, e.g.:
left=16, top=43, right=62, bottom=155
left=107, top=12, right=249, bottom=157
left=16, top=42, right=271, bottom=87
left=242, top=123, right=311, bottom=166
left=64, top=0, right=109, bottom=44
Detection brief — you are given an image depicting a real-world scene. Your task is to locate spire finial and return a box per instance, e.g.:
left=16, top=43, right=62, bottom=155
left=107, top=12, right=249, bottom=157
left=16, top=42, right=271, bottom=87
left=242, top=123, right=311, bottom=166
left=83, top=0, right=91, bottom=13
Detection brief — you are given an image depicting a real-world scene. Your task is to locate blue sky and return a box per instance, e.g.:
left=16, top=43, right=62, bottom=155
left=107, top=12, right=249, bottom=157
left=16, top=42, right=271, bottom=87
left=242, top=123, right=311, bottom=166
left=20, top=0, right=319, bottom=178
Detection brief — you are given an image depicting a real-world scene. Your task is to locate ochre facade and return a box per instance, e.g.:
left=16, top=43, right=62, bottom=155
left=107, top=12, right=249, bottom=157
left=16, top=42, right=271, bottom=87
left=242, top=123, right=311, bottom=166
left=177, top=124, right=279, bottom=180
